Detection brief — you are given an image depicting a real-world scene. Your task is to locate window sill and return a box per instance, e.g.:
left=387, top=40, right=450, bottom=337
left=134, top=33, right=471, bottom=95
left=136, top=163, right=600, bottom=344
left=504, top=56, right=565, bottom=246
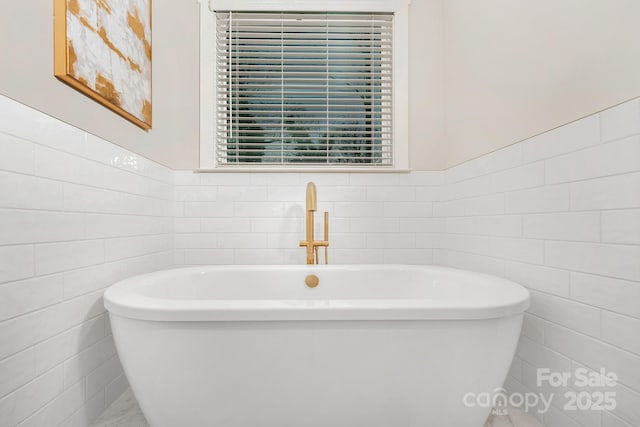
left=194, top=167, right=413, bottom=174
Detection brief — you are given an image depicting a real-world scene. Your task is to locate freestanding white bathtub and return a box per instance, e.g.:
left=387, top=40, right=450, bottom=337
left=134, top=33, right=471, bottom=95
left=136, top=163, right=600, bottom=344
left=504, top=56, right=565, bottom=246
left=104, top=265, right=529, bottom=427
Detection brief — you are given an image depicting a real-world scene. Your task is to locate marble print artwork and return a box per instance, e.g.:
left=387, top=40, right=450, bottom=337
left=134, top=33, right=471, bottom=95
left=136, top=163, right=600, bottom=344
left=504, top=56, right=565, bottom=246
left=62, top=0, right=152, bottom=127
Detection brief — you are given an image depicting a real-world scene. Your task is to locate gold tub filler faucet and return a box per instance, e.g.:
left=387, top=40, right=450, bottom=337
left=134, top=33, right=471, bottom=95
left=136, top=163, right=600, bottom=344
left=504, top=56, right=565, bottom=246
left=299, top=182, right=329, bottom=264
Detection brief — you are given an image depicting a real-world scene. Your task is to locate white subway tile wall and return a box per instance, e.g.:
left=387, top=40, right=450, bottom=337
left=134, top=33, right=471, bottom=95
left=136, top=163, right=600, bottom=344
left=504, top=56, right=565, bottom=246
left=173, top=172, right=442, bottom=266
left=1, top=92, right=639, bottom=427
left=437, top=98, right=640, bottom=427
left=0, top=96, right=174, bottom=427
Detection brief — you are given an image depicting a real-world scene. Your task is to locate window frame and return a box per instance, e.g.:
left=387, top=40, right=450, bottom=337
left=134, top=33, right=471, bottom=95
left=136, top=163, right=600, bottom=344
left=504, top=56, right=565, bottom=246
left=199, top=0, right=410, bottom=171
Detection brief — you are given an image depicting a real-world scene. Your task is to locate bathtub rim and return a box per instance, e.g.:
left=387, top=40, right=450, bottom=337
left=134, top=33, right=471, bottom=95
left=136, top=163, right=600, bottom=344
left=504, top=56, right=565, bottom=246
left=104, top=265, right=530, bottom=322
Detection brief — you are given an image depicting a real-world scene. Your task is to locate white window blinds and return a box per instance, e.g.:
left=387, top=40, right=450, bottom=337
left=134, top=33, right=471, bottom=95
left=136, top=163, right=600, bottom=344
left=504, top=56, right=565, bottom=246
left=215, top=11, right=393, bottom=166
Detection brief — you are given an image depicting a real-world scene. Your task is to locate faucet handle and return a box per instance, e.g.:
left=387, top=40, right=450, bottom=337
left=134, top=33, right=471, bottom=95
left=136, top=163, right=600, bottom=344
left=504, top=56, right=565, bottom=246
left=323, top=211, right=329, bottom=264
left=323, top=211, right=329, bottom=242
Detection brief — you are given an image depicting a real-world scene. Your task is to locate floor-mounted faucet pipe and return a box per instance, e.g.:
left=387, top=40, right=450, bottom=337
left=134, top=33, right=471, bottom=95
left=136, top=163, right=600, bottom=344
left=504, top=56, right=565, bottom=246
left=299, top=182, right=329, bottom=264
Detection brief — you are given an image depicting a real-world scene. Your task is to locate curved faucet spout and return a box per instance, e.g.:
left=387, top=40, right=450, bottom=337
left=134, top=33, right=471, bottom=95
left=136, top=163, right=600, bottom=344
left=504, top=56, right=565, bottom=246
left=306, top=182, right=317, bottom=212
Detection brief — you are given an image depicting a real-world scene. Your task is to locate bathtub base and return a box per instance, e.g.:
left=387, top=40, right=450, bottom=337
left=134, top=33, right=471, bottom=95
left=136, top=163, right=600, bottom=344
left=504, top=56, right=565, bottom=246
left=111, top=315, right=522, bottom=427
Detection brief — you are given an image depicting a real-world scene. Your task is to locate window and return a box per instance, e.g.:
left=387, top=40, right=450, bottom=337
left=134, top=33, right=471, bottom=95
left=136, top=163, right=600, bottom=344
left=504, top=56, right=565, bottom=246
left=200, top=1, right=409, bottom=170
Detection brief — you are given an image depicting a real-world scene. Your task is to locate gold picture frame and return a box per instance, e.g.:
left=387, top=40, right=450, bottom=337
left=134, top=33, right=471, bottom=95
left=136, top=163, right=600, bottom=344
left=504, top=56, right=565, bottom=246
left=54, top=0, right=152, bottom=130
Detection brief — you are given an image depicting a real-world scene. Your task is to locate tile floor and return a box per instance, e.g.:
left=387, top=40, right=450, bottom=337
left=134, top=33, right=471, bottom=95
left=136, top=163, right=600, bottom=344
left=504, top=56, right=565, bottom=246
left=90, top=390, right=149, bottom=427
left=90, top=389, right=543, bottom=427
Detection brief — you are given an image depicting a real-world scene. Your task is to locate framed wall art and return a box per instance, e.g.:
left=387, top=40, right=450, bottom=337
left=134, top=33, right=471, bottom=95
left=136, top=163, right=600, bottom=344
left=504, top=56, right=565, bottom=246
left=54, top=0, right=152, bottom=130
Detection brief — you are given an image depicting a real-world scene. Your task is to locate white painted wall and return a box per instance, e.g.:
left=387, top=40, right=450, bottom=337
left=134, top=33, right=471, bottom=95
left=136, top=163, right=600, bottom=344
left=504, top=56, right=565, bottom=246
left=443, top=0, right=640, bottom=169
left=0, top=0, right=444, bottom=171
left=0, top=0, right=200, bottom=170
left=408, top=0, right=446, bottom=170
left=3, top=0, right=637, bottom=171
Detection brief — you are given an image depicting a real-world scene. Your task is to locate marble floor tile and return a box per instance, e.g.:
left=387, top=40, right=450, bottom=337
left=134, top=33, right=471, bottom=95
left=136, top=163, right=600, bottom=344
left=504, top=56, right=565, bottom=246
left=90, top=389, right=149, bottom=427
left=91, top=390, right=543, bottom=427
